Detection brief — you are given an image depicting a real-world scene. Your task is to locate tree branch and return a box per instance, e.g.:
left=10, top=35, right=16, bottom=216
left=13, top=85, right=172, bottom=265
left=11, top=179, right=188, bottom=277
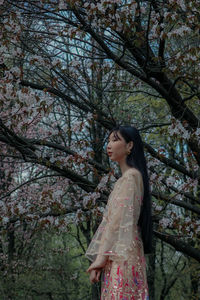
left=0, top=174, right=62, bottom=201
left=144, top=142, right=197, bottom=179
left=152, top=191, right=200, bottom=215
left=154, top=230, right=200, bottom=263
left=20, top=80, right=115, bottom=130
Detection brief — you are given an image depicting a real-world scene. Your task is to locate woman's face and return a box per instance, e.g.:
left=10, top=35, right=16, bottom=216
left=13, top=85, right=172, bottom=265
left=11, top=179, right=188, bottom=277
left=107, top=131, right=132, bottom=162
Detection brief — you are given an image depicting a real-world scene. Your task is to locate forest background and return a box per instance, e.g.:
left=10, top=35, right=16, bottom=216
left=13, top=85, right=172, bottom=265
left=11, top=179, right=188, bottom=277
left=0, top=0, right=199, bottom=299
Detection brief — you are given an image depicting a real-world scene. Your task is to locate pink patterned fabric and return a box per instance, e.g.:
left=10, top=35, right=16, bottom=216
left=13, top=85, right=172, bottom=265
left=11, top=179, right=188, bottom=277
left=86, top=168, right=149, bottom=299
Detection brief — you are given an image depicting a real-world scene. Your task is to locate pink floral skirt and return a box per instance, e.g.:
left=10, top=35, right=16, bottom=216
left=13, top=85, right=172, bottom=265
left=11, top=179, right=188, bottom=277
left=101, top=259, right=149, bottom=300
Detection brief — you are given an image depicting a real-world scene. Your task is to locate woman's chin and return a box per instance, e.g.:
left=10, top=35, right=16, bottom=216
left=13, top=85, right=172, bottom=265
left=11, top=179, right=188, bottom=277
left=109, top=156, right=118, bottom=162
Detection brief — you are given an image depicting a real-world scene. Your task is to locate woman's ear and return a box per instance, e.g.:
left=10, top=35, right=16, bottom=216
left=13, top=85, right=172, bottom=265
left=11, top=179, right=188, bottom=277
left=128, top=141, right=133, bottom=152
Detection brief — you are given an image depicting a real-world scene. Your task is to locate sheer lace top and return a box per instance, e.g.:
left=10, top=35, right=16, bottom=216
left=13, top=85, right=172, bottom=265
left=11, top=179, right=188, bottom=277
left=85, top=168, right=144, bottom=262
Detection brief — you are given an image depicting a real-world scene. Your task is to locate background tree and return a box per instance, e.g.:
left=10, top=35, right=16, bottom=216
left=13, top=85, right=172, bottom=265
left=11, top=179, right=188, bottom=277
left=0, top=0, right=200, bottom=299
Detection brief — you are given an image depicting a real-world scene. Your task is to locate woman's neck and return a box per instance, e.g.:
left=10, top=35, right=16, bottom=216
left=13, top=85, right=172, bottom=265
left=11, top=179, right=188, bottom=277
left=119, top=160, right=132, bottom=176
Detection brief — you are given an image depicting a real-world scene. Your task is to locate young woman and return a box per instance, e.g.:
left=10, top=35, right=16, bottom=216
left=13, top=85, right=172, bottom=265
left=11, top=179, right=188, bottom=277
left=86, top=125, right=152, bottom=300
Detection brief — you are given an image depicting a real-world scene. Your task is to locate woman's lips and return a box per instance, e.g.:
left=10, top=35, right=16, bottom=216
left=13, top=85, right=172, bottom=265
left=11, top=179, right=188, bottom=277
left=108, top=152, right=112, bottom=156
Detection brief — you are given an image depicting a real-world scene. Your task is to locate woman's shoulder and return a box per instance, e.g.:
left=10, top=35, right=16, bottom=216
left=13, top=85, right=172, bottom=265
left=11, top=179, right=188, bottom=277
left=114, top=168, right=142, bottom=186
left=122, top=167, right=142, bottom=179
left=120, top=168, right=143, bottom=193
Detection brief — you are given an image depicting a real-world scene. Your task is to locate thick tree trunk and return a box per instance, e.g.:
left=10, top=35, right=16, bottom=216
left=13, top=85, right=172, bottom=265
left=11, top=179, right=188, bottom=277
left=190, top=259, right=200, bottom=299
left=148, top=236, right=156, bottom=300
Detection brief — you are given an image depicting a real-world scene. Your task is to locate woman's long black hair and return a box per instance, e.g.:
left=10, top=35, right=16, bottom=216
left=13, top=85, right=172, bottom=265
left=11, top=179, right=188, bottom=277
left=109, top=125, right=152, bottom=254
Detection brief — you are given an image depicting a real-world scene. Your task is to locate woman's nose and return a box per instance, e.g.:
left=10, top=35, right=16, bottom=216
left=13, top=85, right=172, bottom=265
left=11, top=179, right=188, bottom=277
left=107, top=142, right=111, bottom=150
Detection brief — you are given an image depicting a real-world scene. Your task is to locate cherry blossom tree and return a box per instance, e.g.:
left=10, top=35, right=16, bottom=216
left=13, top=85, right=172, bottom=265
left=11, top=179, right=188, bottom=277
left=0, top=0, right=200, bottom=298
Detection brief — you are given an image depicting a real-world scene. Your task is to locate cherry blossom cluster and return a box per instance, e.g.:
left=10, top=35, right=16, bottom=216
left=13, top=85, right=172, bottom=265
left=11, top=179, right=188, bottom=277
left=168, top=118, right=191, bottom=140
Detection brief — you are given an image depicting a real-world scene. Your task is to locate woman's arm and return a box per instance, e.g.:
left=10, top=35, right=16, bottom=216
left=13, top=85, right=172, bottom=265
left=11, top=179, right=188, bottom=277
left=92, top=171, right=143, bottom=261
left=86, top=254, right=108, bottom=273
left=86, top=170, right=143, bottom=268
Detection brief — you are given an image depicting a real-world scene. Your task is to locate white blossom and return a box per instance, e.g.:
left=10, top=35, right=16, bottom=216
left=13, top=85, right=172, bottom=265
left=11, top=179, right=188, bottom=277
left=70, top=60, right=80, bottom=67
left=168, top=119, right=191, bottom=140
left=52, top=58, right=61, bottom=67
left=72, top=121, right=82, bottom=132
left=59, top=0, right=67, bottom=9
left=53, top=190, right=63, bottom=197
left=168, top=25, right=192, bottom=38
left=185, top=216, right=191, bottom=223
left=17, top=203, right=25, bottom=214
left=194, top=128, right=200, bottom=145
left=97, top=175, right=109, bottom=190
left=46, top=216, right=54, bottom=224
left=177, top=0, right=186, bottom=11
left=196, top=226, right=200, bottom=233
left=2, top=217, right=9, bottom=225
left=155, top=205, right=163, bottom=211
left=159, top=217, right=172, bottom=228
left=166, top=176, right=176, bottom=186
left=150, top=173, right=157, bottom=181
left=83, top=192, right=100, bottom=207
left=86, top=112, right=93, bottom=121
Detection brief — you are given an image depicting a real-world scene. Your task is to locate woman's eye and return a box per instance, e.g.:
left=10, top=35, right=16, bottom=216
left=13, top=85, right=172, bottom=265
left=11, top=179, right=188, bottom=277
left=107, top=138, right=118, bottom=143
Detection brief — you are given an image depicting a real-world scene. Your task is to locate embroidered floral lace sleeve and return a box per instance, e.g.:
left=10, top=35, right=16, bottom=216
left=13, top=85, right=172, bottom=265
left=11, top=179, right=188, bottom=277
left=85, top=169, right=144, bottom=262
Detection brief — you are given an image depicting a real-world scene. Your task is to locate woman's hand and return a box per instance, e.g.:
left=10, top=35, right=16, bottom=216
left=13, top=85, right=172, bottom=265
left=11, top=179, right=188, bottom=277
left=87, top=255, right=108, bottom=284
left=89, top=269, right=101, bottom=284
left=86, top=255, right=108, bottom=273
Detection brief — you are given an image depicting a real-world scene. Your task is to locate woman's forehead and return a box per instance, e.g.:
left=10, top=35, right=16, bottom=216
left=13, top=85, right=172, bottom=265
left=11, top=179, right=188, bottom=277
left=109, top=131, right=121, bottom=139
